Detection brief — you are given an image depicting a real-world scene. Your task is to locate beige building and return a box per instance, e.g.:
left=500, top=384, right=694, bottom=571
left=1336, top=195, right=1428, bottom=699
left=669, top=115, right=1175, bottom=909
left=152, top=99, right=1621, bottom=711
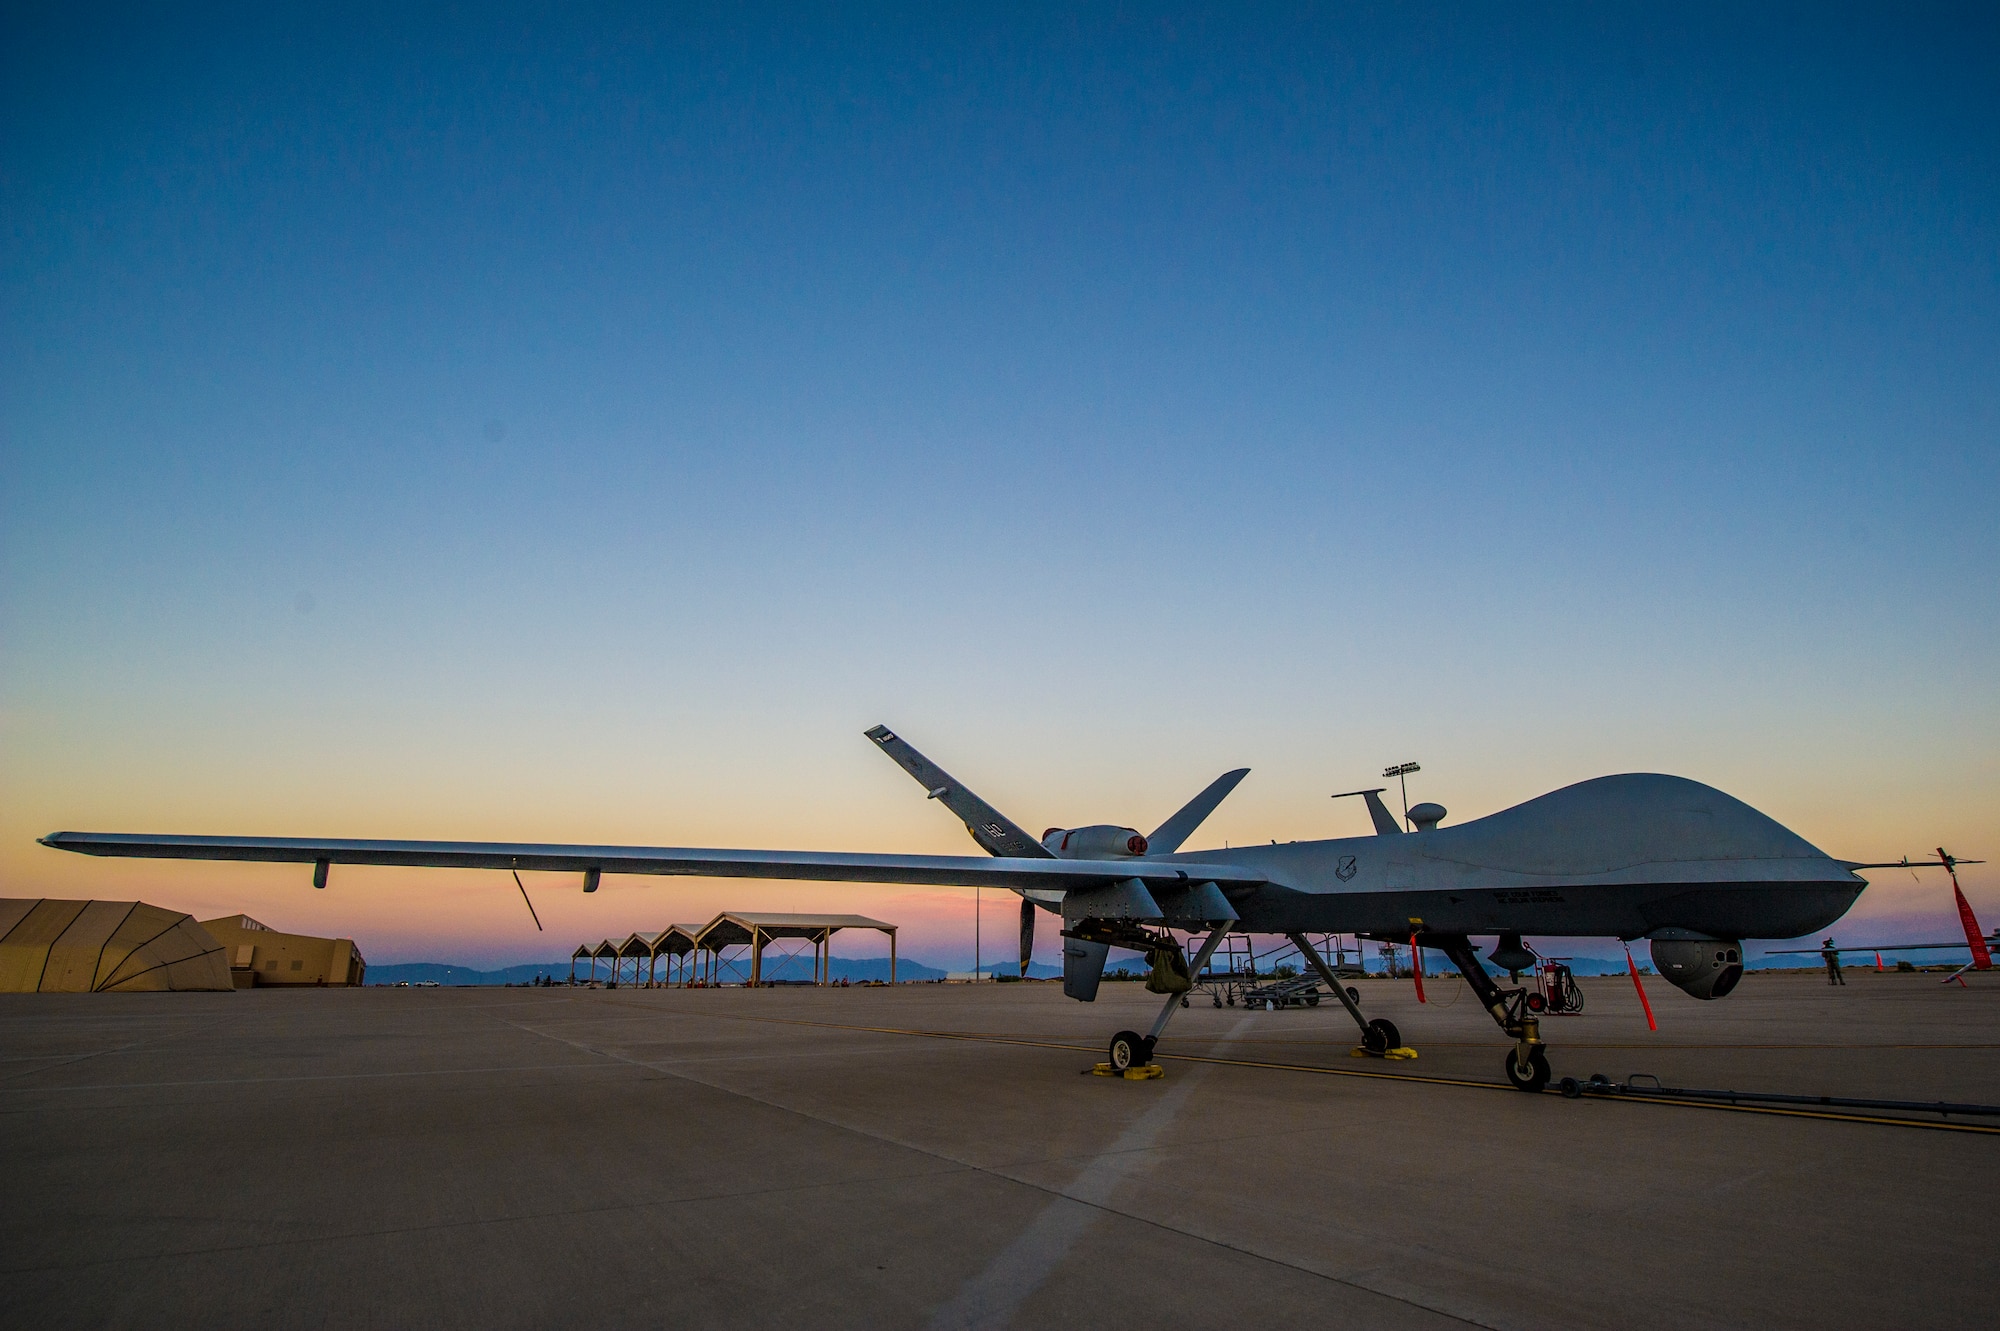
left=0, top=898, right=233, bottom=992
left=200, top=914, right=366, bottom=987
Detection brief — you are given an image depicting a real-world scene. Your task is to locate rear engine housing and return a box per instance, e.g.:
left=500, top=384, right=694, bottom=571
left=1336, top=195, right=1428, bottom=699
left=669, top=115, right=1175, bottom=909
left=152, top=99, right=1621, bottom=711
left=1043, top=825, right=1148, bottom=859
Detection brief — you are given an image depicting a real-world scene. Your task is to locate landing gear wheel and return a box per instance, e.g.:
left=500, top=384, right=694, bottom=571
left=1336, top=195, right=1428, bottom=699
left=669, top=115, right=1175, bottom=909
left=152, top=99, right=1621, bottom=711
left=1362, top=1018, right=1402, bottom=1054
left=1180, top=996, right=1190, bottom=1008
left=1107, top=1030, right=1145, bottom=1072
left=1504, top=1047, right=1551, bottom=1092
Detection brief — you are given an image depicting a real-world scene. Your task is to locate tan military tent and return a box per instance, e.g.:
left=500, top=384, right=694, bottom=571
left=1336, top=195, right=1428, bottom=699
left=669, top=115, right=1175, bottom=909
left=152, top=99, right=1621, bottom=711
left=0, top=898, right=233, bottom=992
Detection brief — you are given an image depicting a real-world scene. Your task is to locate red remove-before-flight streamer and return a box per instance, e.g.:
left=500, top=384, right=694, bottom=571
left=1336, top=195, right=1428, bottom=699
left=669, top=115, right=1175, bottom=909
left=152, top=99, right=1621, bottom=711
left=1623, top=941, right=1657, bottom=1032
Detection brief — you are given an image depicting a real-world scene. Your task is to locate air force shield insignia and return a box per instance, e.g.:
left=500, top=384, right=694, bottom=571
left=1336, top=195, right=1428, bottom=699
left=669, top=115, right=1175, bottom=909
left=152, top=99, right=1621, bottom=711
left=1335, top=855, right=1358, bottom=882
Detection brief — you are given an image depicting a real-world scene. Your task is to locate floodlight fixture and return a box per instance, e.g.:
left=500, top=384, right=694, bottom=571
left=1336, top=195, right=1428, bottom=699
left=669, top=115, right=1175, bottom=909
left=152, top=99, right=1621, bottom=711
left=1383, top=761, right=1421, bottom=830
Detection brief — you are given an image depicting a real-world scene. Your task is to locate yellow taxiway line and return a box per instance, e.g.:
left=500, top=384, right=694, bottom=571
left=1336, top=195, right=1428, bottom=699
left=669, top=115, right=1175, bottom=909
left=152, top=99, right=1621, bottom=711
left=722, top=1013, right=2000, bottom=1136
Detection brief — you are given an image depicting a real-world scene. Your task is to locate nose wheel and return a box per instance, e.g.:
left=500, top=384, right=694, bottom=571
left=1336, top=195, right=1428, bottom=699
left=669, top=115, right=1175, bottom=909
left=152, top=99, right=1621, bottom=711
left=1504, top=1046, right=1551, bottom=1092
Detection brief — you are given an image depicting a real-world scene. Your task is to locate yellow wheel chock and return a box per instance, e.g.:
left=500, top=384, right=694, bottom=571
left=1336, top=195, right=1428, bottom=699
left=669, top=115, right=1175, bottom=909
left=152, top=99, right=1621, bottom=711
left=1091, top=1062, right=1166, bottom=1079
left=1350, top=1046, right=1419, bottom=1060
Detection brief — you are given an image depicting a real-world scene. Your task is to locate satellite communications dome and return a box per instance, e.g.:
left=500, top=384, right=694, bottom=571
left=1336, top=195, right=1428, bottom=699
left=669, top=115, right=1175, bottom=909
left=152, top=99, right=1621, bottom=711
left=1407, top=802, right=1448, bottom=831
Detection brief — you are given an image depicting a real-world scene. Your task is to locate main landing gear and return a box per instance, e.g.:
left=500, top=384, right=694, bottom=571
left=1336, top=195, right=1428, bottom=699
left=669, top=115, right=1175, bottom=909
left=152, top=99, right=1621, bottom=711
left=1106, top=1029, right=1149, bottom=1072
left=1103, top=926, right=1236, bottom=1072
left=1362, top=1017, right=1403, bottom=1055
left=1146, top=930, right=1407, bottom=1061
left=1426, top=934, right=1550, bottom=1092
left=1287, top=932, right=1403, bottom=1056
left=1113, top=927, right=1552, bottom=1090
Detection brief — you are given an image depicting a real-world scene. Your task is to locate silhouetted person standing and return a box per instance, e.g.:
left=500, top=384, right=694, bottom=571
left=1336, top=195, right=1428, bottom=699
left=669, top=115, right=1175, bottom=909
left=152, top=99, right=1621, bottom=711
left=1821, top=938, right=1845, bottom=985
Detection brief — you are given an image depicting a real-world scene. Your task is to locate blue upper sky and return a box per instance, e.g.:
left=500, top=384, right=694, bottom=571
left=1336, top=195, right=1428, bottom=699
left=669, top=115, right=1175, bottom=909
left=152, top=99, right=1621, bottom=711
left=3, top=4, right=1995, bottom=964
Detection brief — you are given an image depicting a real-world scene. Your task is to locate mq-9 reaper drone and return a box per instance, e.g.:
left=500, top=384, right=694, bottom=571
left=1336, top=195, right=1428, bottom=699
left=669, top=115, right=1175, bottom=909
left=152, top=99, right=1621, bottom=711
left=40, top=726, right=1962, bottom=1091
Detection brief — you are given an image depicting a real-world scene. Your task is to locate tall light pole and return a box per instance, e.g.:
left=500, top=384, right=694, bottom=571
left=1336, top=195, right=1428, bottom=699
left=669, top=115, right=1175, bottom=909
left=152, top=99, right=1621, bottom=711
left=1383, top=761, right=1421, bottom=831
left=974, top=886, right=981, bottom=981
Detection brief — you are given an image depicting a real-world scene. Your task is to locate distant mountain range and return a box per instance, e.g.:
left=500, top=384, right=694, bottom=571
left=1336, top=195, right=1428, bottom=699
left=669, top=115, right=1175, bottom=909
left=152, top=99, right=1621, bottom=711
left=365, top=949, right=1953, bottom=987
left=364, top=957, right=1069, bottom=985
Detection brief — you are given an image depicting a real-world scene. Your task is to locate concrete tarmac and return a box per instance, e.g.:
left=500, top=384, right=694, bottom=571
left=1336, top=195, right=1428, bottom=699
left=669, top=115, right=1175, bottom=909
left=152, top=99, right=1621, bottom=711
left=2, top=970, right=1995, bottom=1329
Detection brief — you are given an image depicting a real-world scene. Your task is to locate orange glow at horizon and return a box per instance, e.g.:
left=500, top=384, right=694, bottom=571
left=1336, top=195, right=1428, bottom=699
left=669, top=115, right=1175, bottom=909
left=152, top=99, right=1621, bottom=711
left=7, top=725, right=1992, bottom=970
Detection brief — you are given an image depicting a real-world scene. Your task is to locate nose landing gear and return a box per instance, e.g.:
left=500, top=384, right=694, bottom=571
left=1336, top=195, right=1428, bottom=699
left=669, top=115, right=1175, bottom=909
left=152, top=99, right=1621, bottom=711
left=1429, top=934, right=1551, bottom=1092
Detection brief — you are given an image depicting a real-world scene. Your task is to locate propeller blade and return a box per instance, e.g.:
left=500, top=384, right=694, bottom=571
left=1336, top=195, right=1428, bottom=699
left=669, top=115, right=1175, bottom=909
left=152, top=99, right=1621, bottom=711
left=1019, top=897, right=1035, bottom=977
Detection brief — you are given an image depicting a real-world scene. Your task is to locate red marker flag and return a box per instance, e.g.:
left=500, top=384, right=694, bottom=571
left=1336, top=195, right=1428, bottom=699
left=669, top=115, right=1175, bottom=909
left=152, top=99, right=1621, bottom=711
left=1409, top=933, right=1426, bottom=1003
left=1938, top=847, right=1991, bottom=971
left=1952, top=883, right=1991, bottom=971
left=1623, top=941, right=1657, bottom=1032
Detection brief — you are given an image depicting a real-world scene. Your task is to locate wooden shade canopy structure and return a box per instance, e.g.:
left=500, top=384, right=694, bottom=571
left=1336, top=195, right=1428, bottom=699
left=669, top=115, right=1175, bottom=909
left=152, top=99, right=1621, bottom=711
left=569, top=912, right=897, bottom=986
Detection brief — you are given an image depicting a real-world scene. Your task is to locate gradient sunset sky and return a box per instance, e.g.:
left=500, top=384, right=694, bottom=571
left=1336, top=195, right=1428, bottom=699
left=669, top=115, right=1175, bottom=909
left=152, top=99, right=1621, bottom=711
left=4, top=5, right=1995, bottom=969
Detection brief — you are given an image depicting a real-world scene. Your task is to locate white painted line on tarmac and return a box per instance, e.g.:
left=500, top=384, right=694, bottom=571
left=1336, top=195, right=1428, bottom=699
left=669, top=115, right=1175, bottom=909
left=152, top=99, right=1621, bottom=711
left=926, top=1015, right=1256, bottom=1331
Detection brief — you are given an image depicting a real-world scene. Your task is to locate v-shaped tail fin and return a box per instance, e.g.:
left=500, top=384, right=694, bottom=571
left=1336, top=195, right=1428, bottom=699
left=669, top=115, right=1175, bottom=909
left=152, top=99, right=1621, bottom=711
left=1148, top=769, right=1250, bottom=855
left=864, top=726, right=1051, bottom=859
left=1333, top=787, right=1405, bottom=836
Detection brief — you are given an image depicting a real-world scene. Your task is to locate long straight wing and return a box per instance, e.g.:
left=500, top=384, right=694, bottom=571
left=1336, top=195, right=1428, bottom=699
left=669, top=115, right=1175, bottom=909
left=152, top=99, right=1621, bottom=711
left=38, top=831, right=1265, bottom=893
left=1842, top=858, right=1985, bottom=869
left=1763, top=938, right=1998, bottom=954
